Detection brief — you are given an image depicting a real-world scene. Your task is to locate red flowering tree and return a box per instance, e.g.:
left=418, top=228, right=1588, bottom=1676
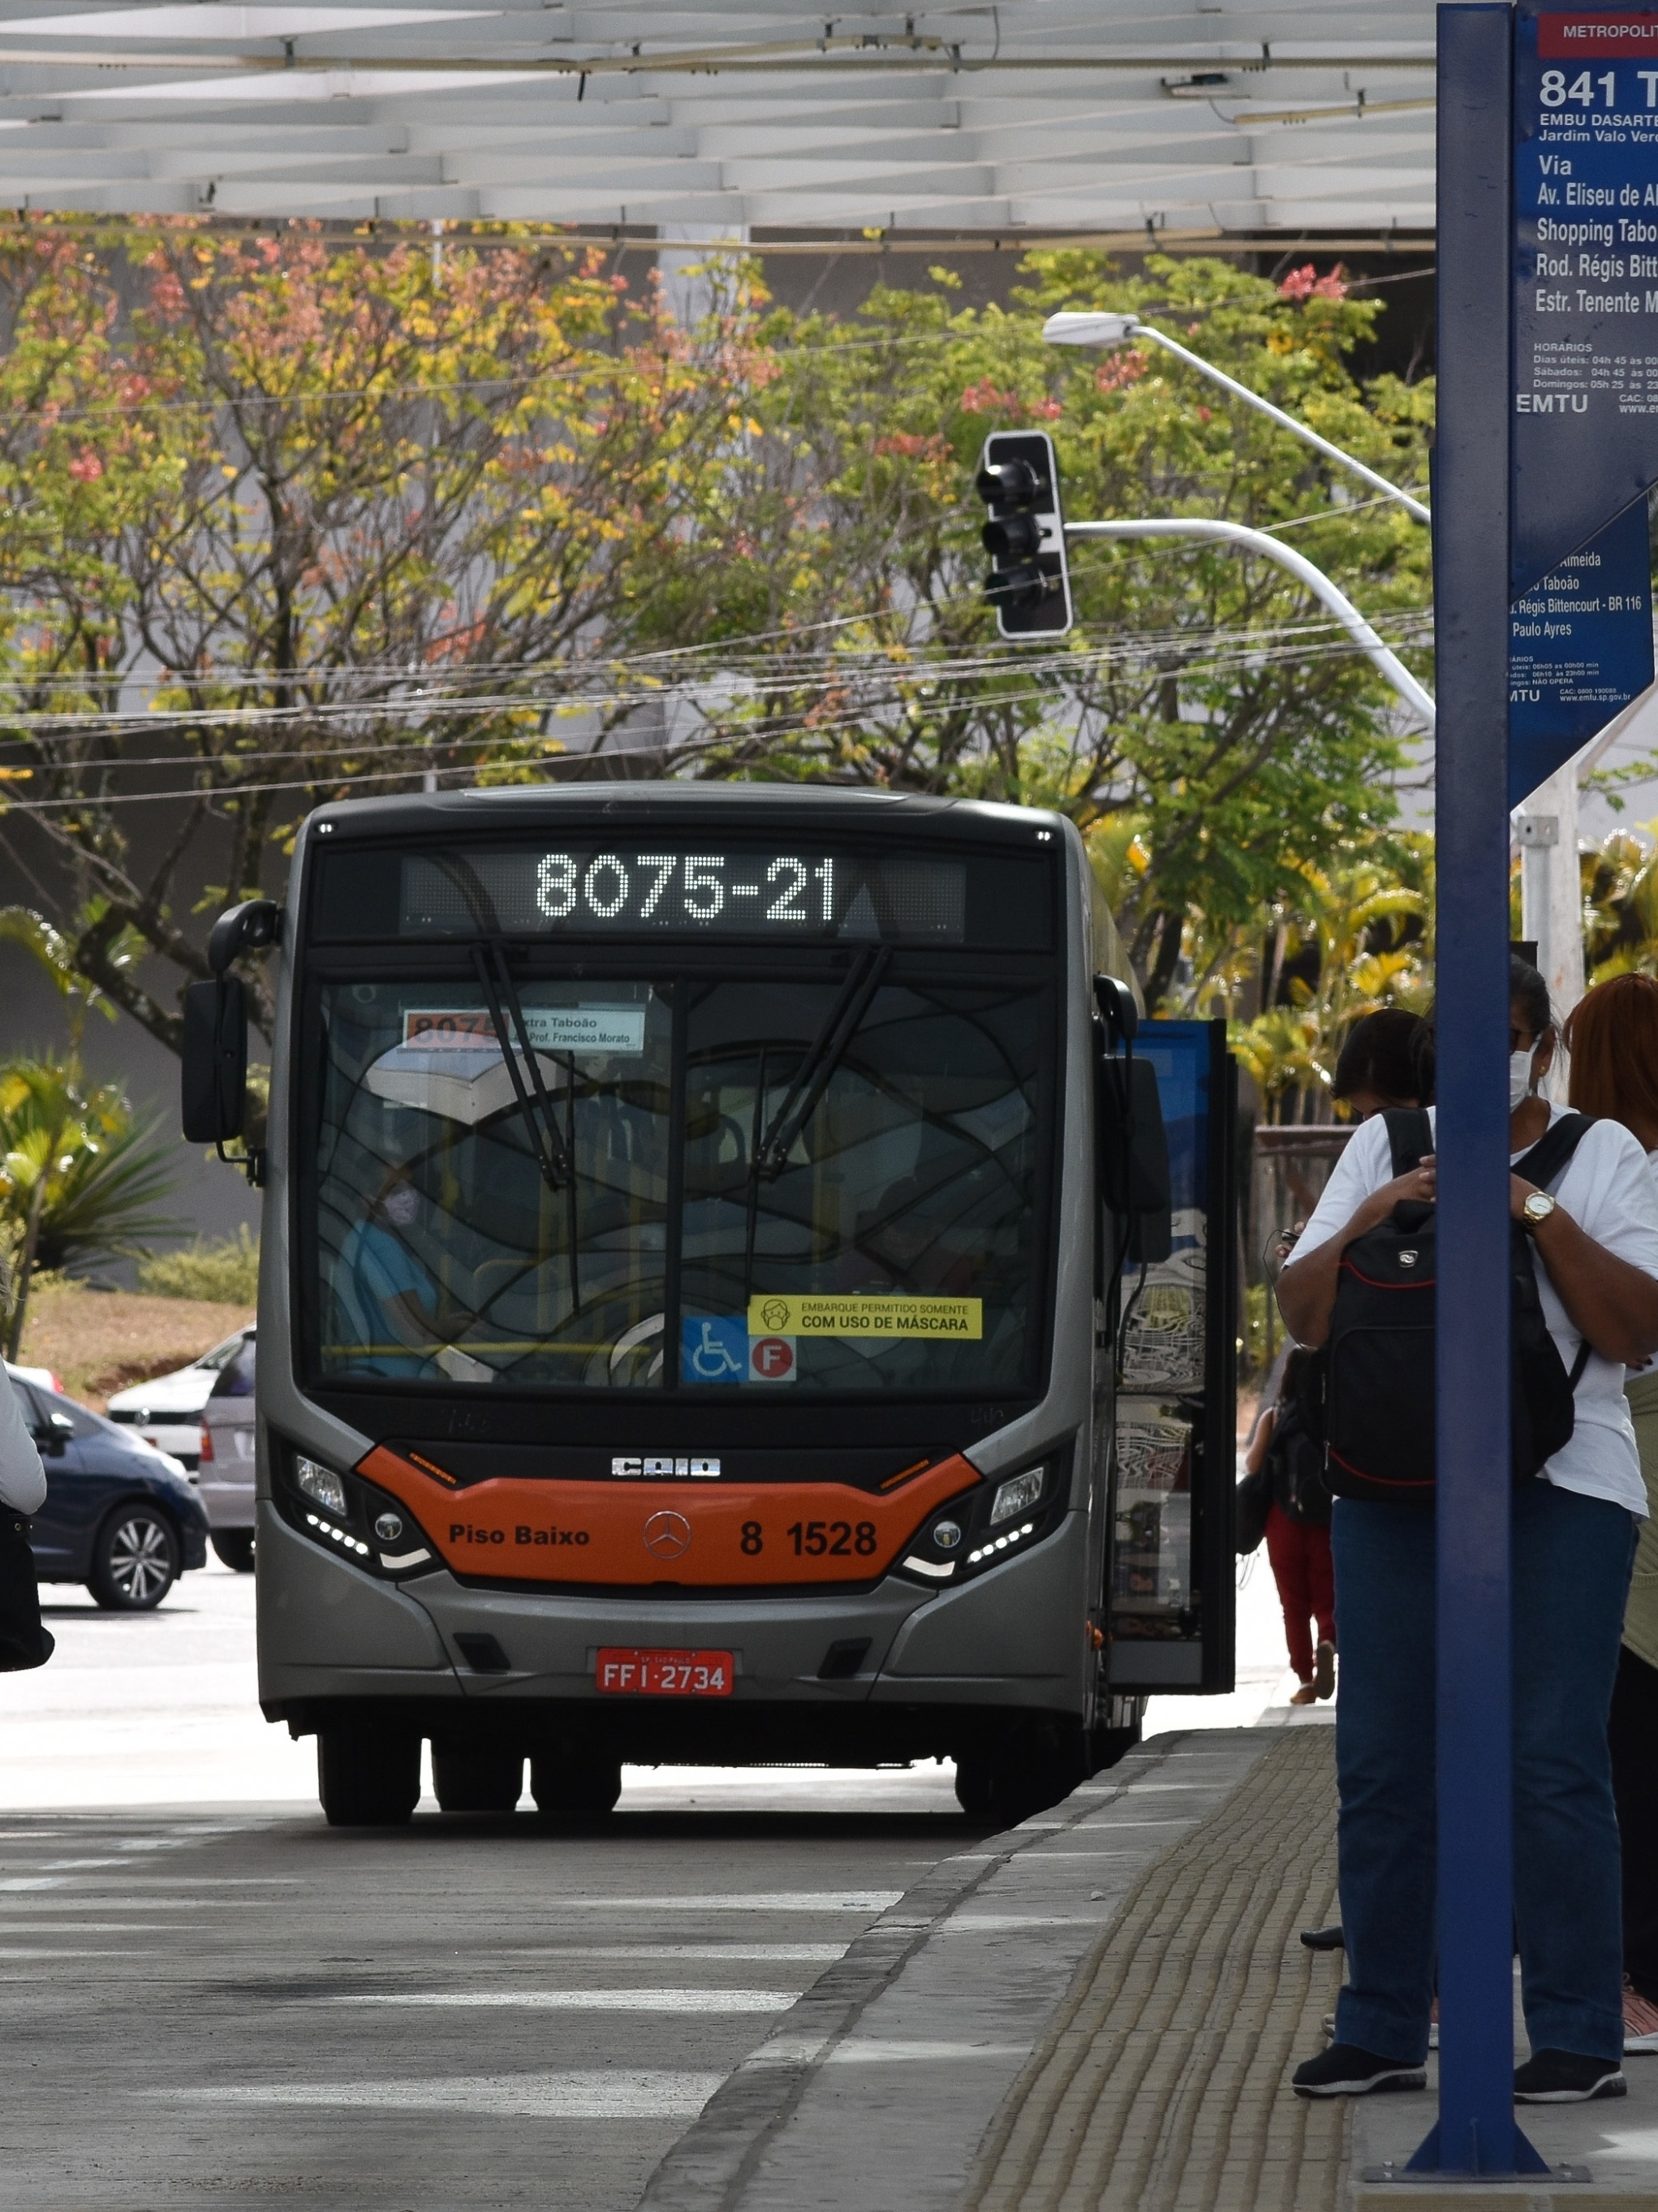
left=0, top=222, right=769, bottom=1047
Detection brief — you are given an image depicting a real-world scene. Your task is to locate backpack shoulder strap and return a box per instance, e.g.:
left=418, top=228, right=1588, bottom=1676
left=1514, top=1110, right=1596, bottom=1193
left=1514, top=1113, right=1599, bottom=1395
left=1383, top=1106, right=1435, bottom=1175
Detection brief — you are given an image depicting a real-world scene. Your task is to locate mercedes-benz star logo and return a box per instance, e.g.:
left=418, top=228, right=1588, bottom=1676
left=643, top=1510, right=692, bottom=1561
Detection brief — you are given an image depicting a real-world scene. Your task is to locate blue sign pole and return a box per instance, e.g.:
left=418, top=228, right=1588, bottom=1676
left=1413, top=3, right=1547, bottom=2178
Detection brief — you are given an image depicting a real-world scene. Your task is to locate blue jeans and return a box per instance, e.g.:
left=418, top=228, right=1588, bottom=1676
left=1331, top=1480, right=1636, bottom=2064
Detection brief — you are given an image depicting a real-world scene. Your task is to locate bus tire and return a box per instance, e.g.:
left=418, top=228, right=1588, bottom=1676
left=953, top=1754, right=998, bottom=1820
left=211, top=1531, right=256, bottom=1574
left=957, top=1724, right=1085, bottom=1828
left=317, top=1723, right=420, bottom=1827
left=433, top=1742, right=523, bottom=1813
left=530, top=1751, right=622, bottom=1817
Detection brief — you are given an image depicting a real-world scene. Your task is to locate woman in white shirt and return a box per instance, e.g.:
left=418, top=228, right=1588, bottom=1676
left=1561, top=972, right=1658, bottom=2057
left=1279, top=958, right=1658, bottom=2104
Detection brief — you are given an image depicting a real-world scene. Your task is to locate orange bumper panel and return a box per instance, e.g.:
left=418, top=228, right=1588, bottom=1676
left=356, top=1445, right=982, bottom=1588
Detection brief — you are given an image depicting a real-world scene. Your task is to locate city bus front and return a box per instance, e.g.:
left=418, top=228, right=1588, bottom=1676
left=249, top=787, right=1121, bottom=1826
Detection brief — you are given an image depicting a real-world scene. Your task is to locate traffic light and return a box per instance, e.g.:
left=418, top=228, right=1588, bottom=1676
left=975, top=429, right=1072, bottom=638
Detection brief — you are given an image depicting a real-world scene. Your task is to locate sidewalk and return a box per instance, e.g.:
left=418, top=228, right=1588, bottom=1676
left=639, top=1723, right=1658, bottom=2211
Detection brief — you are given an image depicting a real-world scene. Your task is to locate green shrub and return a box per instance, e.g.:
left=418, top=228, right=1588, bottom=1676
left=138, top=1227, right=259, bottom=1304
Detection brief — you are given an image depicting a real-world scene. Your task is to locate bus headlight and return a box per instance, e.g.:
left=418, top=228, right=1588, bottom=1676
left=295, top=1458, right=348, bottom=1518
left=894, top=1458, right=1066, bottom=1589
left=278, top=1443, right=436, bottom=1579
left=990, top=1467, right=1044, bottom=1524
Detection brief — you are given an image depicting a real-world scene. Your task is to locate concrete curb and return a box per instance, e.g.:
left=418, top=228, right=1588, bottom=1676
left=636, top=1727, right=1278, bottom=2212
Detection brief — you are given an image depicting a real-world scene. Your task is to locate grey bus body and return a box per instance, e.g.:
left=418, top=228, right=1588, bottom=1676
left=236, top=786, right=1234, bottom=1826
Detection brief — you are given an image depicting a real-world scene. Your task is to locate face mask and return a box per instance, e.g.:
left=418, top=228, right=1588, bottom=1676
left=382, top=1185, right=419, bottom=1227
left=1510, top=1050, right=1537, bottom=1110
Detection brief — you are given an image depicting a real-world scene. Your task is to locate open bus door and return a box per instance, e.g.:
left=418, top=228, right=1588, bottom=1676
left=1105, top=1018, right=1238, bottom=1698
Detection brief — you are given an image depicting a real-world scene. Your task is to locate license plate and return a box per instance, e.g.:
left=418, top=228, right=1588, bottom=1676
left=596, top=1647, right=734, bottom=1697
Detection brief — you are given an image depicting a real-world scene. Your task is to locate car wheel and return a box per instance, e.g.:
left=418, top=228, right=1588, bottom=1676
left=317, top=1723, right=420, bottom=1827
left=530, top=1751, right=622, bottom=1816
left=433, top=1742, right=523, bottom=1813
left=210, top=1531, right=256, bottom=1574
left=88, top=1505, right=180, bottom=1611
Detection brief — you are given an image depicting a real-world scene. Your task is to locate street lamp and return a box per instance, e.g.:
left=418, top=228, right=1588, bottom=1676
left=1042, top=308, right=1432, bottom=525
left=1064, top=515, right=1435, bottom=730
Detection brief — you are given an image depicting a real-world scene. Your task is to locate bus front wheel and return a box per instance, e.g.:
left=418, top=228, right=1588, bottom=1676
left=954, top=1723, right=1085, bottom=1828
left=317, top=1723, right=420, bottom=1827
left=530, top=1751, right=622, bottom=1817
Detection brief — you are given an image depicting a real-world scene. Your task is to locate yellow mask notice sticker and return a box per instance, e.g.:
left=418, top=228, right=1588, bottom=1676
left=745, top=1294, right=983, bottom=1340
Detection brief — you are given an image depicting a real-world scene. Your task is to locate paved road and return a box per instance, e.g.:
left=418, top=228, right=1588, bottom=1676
left=0, top=1556, right=1297, bottom=2207
left=0, top=1792, right=983, bottom=2209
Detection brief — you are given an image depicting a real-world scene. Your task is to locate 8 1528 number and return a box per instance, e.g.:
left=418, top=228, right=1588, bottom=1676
left=735, top=1520, right=879, bottom=1558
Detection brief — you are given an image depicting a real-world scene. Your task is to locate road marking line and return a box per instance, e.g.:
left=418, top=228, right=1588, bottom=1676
left=0, top=1947, right=130, bottom=1959
left=325, top=1989, right=795, bottom=2013
left=503, top=1945, right=847, bottom=1963
left=0, top=1875, right=304, bottom=1886
left=167, top=2072, right=725, bottom=2119
left=482, top=1893, right=901, bottom=1912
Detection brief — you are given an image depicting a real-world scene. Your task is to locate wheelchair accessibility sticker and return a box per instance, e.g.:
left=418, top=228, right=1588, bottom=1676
left=681, top=1316, right=797, bottom=1385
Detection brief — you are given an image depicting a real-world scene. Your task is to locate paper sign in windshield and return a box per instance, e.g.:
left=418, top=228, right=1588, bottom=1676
left=745, top=1294, right=982, bottom=1339
left=403, top=1006, right=646, bottom=1055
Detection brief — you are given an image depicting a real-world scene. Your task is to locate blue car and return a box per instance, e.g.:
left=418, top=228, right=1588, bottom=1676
left=7, top=1370, right=209, bottom=1610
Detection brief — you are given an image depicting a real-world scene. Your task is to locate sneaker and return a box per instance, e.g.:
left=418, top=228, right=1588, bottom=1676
left=1624, top=1979, right=1658, bottom=2055
left=1293, top=2043, right=1428, bottom=2098
left=1315, top=1639, right=1337, bottom=1699
left=1290, top=1683, right=1317, bottom=1705
left=1513, top=2050, right=1626, bottom=2102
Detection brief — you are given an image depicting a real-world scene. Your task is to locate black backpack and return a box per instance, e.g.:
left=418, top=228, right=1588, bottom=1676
left=1266, top=1387, right=1333, bottom=1526
left=1323, top=1107, right=1595, bottom=1503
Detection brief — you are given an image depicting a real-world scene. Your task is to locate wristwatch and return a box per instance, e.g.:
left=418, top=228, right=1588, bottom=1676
left=1522, top=1190, right=1558, bottom=1232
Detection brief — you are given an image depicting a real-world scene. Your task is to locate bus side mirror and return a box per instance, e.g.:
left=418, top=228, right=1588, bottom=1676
left=181, top=977, right=248, bottom=1144
left=1097, top=1055, right=1173, bottom=1264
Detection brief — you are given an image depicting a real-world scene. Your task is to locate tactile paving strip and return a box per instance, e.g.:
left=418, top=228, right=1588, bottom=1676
left=963, top=1728, right=1346, bottom=2212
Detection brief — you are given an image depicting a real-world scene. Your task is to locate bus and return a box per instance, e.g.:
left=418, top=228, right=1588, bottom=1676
left=182, top=784, right=1238, bottom=1827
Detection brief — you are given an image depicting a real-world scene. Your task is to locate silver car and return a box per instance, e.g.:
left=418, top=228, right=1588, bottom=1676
left=106, top=1329, right=252, bottom=1470
left=197, top=1330, right=256, bottom=1572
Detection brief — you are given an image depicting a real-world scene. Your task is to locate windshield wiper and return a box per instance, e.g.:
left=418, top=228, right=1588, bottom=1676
left=754, top=943, right=892, bottom=1182
left=470, top=942, right=571, bottom=1190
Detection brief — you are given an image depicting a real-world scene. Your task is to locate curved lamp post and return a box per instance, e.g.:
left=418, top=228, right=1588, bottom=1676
left=1043, top=309, right=1432, bottom=525
left=1065, top=515, right=1436, bottom=730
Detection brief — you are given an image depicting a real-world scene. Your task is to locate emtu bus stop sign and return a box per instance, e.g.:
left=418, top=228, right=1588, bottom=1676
left=1507, top=4, right=1658, bottom=805
left=1421, top=0, right=1658, bottom=2182
left=1513, top=4, right=1658, bottom=597
left=1509, top=498, right=1652, bottom=804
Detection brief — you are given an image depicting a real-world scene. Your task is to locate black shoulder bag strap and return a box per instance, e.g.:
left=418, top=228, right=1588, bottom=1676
left=1514, top=1110, right=1597, bottom=1388
left=1383, top=1106, right=1435, bottom=1176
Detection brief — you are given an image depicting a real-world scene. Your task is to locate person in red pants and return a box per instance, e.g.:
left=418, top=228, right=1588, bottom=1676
left=1247, top=1347, right=1335, bottom=1701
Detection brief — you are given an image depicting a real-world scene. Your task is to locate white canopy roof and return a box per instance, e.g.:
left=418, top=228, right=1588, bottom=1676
left=0, top=1, right=1436, bottom=236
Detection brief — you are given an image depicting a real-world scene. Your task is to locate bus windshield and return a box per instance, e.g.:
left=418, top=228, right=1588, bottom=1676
left=310, top=970, right=1051, bottom=1397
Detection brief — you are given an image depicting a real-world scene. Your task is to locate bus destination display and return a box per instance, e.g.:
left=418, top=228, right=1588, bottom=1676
left=406, top=847, right=963, bottom=942
left=311, top=838, right=1055, bottom=950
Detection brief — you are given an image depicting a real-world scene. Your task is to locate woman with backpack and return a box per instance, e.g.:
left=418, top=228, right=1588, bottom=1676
left=1245, top=1012, right=1435, bottom=1707
left=1562, top=972, right=1658, bottom=2056
left=1245, top=1347, right=1335, bottom=1703
left=1277, top=959, right=1658, bottom=2105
